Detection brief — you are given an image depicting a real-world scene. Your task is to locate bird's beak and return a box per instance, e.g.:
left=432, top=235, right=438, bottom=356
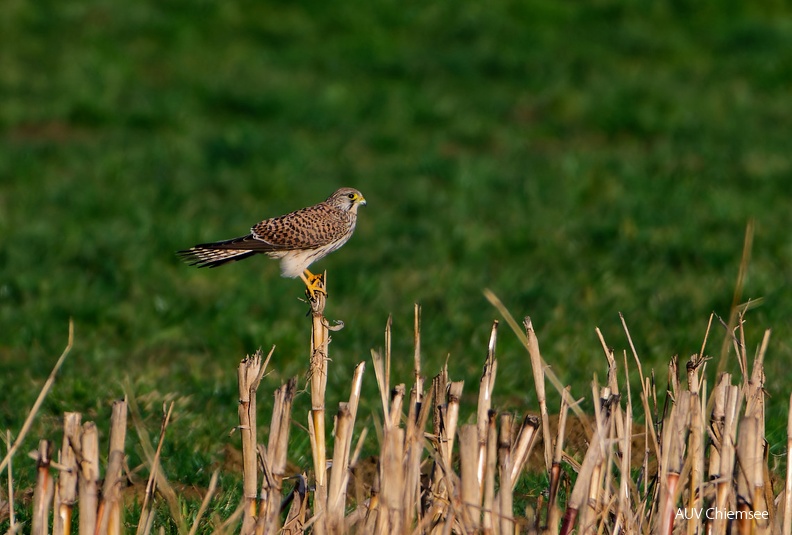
left=359, top=196, right=367, bottom=206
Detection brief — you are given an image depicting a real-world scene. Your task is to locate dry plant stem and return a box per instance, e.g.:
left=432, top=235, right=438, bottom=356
left=378, top=427, right=406, bottom=535
left=715, top=221, right=753, bottom=379
left=547, top=386, right=572, bottom=532
left=745, top=329, right=770, bottom=423
left=623, top=319, right=661, bottom=467
left=708, top=373, right=729, bottom=488
left=214, top=497, right=251, bottom=535
left=458, top=425, right=482, bottom=531
left=362, top=475, right=379, bottom=535
left=350, top=426, right=368, bottom=470
left=736, top=416, right=761, bottom=534
left=283, top=474, right=310, bottom=535
left=237, top=346, right=274, bottom=534
left=53, top=484, right=62, bottom=535
left=738, top=308, right=750, bottom=375
left=403, top=315, right=425, bottom=532
left=509, top=415, right=540, bottom=490
left=371, top=349, right=391, bottom=428
left=619, top=313, right=645, bottom=396
left=328, top=388, right=364, bottom=512
left=700, top=312, right=714, bottom=364
left=659, top=392, right=690, bottom=535
left=615, top=404, right=633, bottom=533
left=258, top=376, right=296, bottom=535
left=188, top=470, right=219, bottom=535
left=784, top=393, right=792, bottom=535
left=597, top=328, right=627, bottom=462
left=414, top=304, right=423, bottom=402
left=687, top=359, right=706, bottom=534
left=621, top=349, right=633, bottom=411
left=478, top=321, right=498, bottom=494
left=309, top=283, right=330, bottom=535
left=432, top=365, right=449, bottom=438
left=523, top=317, right=553, bottom=473
left=79, top=422, right=100, bottom=535
left=140, top=504, right=154, bottom=533
left=444, top=382, right=464, bottom=473
left=98, top=400, right=128, bottom=535
left=53, top=412, right=81, bottom=535
left=731, top=317, right=748, bottom=382
left=668, top=356, right=680, bottom=400
left=135, top=401, right=175, bottom=535
left=481, top=411, right=498, bottom=535
left=427, top=380, right=447, bottom=517
left=346, top=362, right=365, bottom=453
left=622, top=316, right=660, bottom=507
left=688, top=391, right=704, bottom=535
left=390, top=384, right=406, bottom=428
left=5, top=431, right=16, bottom=532
left=752, top=429, right=772, bottom=535
left=582, top=385, right=607, bottom=535
left=306, top=414, right=324, bottom=527
left=405, top=383, right=432, bottom=529
left=687, top=355, right=701, bottom=394
left=713, top=384, right=741, bottom=534
left=327, top=403, right=353, bottom=532
left=427, top=377, right=461, bottom=530
left=498, top=414, right=514, bottom=535
left=385, top=314, right=392, bottom=412
left=343, top=366, right=368, bottom=529
left=238, top=351, right=264, bottom=534
left=641, top=377, right=655, bottom=522
left=602, top=399, right=620, bottom=530
left=484, top=291, right=590, bottom=432
left=343, top=507, right=367, bottom=534
left=643, top=377, right=661, bottom=481
left=31, top=440, right=53, bottom=535
left=760, top=448, right=775, bottom=535
left=756, top=410, right=773, bottom=534
left=562, top=395, right=612, bottom=535
left=402, top=381, right=425, bottom=526
left=0, top=320, right=73, bottom=477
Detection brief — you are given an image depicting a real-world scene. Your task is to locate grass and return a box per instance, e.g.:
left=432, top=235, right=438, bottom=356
left=1, top=0, right=792, bottom=529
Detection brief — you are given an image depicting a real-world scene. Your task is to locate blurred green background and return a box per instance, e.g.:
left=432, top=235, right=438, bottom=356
left=2, top=0, right=792, bottom=524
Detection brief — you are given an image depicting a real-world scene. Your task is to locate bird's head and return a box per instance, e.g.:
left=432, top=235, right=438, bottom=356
left=328, top=187, right=367, bottom=212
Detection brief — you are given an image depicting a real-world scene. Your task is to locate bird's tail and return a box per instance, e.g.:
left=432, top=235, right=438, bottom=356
left=177, top=235, right=260, bottom=268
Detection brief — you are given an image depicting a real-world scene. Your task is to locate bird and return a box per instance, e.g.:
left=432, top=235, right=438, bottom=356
left=178, top=187, right=367, bottom=298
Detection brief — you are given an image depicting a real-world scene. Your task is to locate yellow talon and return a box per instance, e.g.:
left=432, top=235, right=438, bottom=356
left=300, top=269, right=326, bottom=299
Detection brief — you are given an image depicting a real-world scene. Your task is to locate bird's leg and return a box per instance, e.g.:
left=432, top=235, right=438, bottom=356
left=300, top=269, right=326, bottom=299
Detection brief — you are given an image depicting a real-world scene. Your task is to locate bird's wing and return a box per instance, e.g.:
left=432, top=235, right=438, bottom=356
left=251, top=205, right=347, bottom=250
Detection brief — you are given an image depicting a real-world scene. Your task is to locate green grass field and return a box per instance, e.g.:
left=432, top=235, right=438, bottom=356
left=2, top=0, right=792, bottom=529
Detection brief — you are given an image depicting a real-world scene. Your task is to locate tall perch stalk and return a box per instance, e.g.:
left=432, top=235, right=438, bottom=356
left=309, top=275, right=330, bottom=534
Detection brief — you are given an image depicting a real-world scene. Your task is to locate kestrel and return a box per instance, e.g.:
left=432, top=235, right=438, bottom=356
left=178, top=187, right=367, bottom=298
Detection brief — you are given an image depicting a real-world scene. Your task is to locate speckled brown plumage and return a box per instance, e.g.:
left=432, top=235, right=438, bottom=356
left=178, top=188, right=366, bottom=284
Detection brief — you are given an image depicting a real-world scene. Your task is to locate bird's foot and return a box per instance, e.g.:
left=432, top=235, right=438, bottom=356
left=300, top=270, right=327, bottom=300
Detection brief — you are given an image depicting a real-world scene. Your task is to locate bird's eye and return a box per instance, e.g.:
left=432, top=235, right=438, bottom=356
left=347, top=193, right=355, bottom=199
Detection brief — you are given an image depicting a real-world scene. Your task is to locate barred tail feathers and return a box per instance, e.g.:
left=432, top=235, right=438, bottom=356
left=177, top=234, right=263, bottom=268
